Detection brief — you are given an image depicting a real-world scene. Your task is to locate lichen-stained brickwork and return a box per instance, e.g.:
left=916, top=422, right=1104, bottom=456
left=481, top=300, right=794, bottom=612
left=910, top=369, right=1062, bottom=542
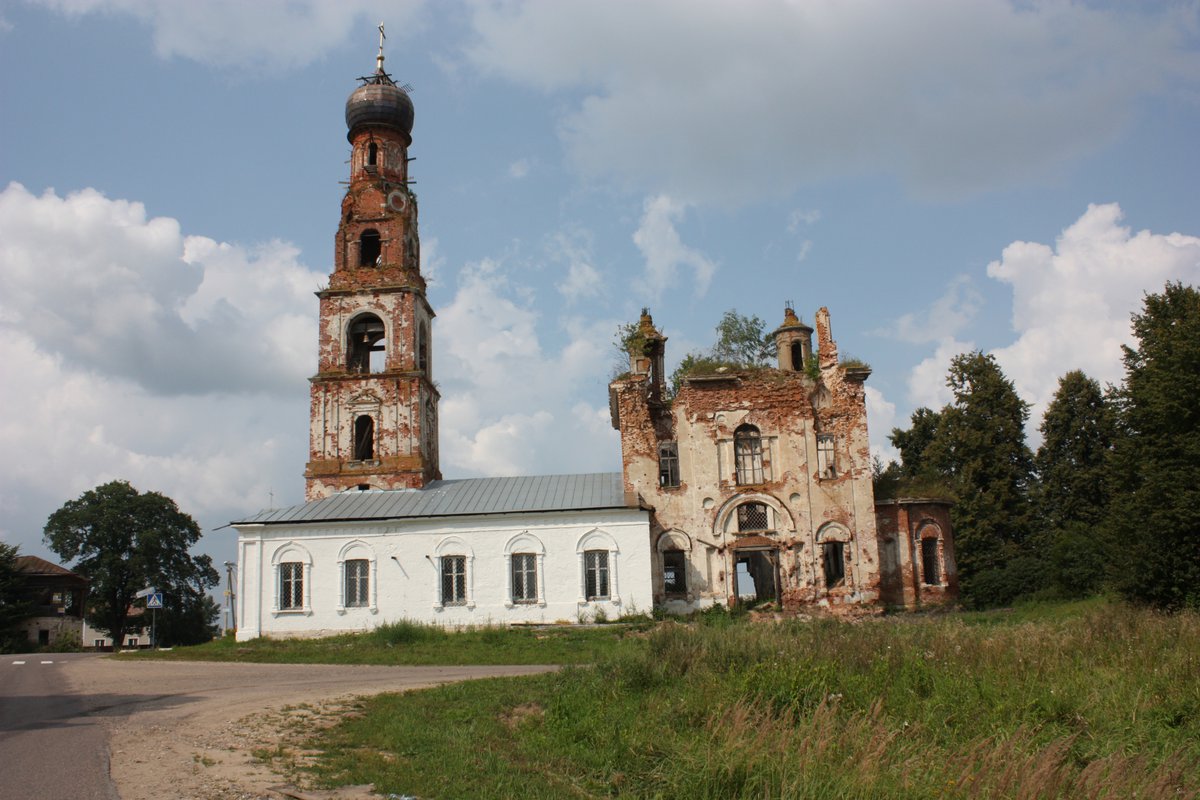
left=611, top=307, right=890, bottom=613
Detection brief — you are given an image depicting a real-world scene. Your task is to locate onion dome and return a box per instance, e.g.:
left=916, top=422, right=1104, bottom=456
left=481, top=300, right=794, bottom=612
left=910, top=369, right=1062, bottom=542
left=345, top=68, right=414, bottom=142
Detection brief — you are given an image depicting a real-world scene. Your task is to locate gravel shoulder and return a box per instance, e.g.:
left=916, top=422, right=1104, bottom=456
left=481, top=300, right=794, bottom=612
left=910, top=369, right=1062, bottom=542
left=59, top=657, right=558, bottom=799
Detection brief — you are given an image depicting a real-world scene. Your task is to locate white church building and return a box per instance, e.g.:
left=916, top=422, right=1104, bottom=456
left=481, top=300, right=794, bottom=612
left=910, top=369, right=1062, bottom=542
left=233, top=475, right=651, bottom=639
left=232, top=46, right=956, bottom=640
left=231, top=51, right=654, bottom=640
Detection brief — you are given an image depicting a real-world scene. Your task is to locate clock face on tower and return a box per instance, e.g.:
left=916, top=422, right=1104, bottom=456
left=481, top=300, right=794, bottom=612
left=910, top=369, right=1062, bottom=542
left=386, top=190, right=407, bottom=213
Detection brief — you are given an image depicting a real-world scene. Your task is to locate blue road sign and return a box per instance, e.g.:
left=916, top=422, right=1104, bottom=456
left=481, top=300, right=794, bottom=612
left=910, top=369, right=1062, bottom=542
left=146, top=593, right=164, bottom=609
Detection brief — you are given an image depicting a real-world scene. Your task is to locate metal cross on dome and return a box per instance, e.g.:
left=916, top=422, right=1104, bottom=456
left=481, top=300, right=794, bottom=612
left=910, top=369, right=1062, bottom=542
left=377, top=22, right=386, bottom=71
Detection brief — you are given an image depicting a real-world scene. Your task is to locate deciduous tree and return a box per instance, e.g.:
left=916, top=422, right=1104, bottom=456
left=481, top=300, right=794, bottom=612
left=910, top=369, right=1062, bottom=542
left=1109, top=282, right=1200, bottom=610
left=710, top=309, right=775, bottom=367
left=43, top=481, right=219, bottom=647
left=0, top=542, right=33, bottom=653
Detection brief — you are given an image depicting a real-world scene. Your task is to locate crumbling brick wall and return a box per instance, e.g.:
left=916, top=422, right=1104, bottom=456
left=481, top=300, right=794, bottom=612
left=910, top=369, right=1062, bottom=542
left=610, top=307, right=883, bottom=614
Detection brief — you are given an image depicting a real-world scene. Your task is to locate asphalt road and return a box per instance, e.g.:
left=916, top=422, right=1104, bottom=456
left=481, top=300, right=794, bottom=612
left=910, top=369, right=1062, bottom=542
left=0, top=652, right=119, bottom=800
left=1, top=653, right=558, bottom=799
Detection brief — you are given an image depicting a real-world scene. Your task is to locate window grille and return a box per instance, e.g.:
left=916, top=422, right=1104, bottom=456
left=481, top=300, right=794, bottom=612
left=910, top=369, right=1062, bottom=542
left=737, top=502, right=770, bottom=532
left=584, top=550, right=610, bottom=600
left=441, top=555, right=467, bottom=606
left=279, top=562, right=303, bottom=609
left=345, top=559, right=369, bottom=607
left=511, top=553, right=537, bottom=603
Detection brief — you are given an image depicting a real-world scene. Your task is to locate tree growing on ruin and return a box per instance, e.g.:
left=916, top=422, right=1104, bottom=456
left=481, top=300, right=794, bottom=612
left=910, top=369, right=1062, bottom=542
left=43, top=481, right=219, bottom=647
left=1033, top=370, right=1117, bottom=597
left=666, top=309, right=778, bottom=395
left=1108, top=282, right=1200, bottom=610
left=920, top=352, right=1036, bottom=607
left=710, top=309, right=776, bottom=366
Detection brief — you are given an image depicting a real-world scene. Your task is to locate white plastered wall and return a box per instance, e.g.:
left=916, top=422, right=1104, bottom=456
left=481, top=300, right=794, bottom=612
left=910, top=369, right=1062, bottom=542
left=234, top=507, right=651, bottom=640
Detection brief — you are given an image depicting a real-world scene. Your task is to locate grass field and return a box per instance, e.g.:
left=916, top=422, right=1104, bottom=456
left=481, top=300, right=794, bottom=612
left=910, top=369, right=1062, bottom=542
left=246, top=599, right=1200, bottom=799
left=139, top=617, right=651, bottom=665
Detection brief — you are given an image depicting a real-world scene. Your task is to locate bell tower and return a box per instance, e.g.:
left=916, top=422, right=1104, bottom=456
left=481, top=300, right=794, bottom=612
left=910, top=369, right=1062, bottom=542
left=304, top=37, right=440, bottom=499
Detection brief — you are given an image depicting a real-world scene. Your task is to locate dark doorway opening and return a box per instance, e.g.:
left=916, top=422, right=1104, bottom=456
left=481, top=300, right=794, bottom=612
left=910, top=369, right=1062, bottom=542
left=734, top=548, right=779, bottom=606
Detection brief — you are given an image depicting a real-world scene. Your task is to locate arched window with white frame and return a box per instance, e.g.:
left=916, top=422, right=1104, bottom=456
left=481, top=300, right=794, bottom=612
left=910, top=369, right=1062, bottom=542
left=270, top=542, right=313, bottom=615
left=577, top=529, right=621, bottom=606
left=433, top=537, right=475, bottom=611
left=336, top=540, right=377, bottom=614
left=504, top=532, right=546, bottom=607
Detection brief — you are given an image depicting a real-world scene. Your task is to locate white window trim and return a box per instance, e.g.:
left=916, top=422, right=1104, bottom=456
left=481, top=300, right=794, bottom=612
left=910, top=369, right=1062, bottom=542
left=432, top=537, right=475, bottom=611
left=335, top=540, right=378, bottom=615
left=504, top=532, right=547, bottom=609
left=270, top=542, right=313, bottom=616
left=576, top=529, right=621, bottom=607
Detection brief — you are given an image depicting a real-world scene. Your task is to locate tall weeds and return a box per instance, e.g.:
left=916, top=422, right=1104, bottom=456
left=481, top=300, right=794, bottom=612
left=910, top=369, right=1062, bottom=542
left=304, top=600, right=1199, bottom=799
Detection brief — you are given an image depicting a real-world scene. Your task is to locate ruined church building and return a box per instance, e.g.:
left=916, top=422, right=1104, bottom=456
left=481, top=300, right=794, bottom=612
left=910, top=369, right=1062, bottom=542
left=232, top=49, right=956, bottom=640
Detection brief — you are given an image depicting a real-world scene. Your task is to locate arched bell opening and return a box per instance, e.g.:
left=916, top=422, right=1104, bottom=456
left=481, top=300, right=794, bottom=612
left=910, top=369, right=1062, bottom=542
left=347, top=313, right=386, bottom=373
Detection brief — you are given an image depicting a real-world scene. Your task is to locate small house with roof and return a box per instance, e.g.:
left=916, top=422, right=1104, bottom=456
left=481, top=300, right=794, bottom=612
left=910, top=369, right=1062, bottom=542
left=13, top=556, right=89, bottom=648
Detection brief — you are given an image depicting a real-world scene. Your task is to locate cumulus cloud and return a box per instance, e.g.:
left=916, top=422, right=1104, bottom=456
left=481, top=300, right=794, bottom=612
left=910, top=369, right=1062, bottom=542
left=547, top=229, right=603, bottom=303
left=886, top=275, right=982, bottom=344
left=0, top=183, right=322, bottom=396
left=0, top=183, right=325, bottom=557
left=864, top=386, right=898, bottom=464
left=31, top=0, right=426, bottom=70
left=907, top=337, right=974, bottom=412
left=632, top=195, right=717, bottom=301
left=464, top=0, right=1200, bottom=202
left=434, top=257, right=620, bottom=478
left=988, top=203, right=1200, bottom=429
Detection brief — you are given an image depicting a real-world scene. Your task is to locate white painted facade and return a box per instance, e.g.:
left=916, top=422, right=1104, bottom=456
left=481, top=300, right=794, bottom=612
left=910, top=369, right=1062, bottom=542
left=234, top=507, right=652, bottom=640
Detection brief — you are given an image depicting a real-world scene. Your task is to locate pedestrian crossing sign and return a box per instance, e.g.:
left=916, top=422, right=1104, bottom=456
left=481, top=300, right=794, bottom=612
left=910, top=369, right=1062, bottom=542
left=147, top=593, right=163, bottom=609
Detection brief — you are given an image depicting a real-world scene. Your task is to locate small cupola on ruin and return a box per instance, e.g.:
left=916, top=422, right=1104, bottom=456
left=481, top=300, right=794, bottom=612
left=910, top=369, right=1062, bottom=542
left=773, top=303, right=814, bottom=373
left=630, top=308, right=668, bottom=403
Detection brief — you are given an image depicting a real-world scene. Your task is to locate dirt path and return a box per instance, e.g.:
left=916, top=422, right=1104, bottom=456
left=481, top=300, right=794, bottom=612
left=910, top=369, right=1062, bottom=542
left=59, top=658, right=558, bottom=799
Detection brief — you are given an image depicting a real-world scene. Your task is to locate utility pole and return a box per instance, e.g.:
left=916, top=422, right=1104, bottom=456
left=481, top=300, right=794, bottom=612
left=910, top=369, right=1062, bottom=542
left=223, top=561, right=237, bottom=635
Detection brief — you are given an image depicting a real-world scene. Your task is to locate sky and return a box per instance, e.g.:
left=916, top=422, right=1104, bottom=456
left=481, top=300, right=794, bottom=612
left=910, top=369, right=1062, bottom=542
left=2, top=0, right=1199, bottom=582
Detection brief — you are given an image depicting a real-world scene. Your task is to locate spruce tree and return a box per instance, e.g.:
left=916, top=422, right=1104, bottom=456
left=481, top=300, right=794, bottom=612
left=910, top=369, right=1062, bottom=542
left=1033, top=370, right=1116, bottom=596
left=925, top=352, right=1035, bottom=607
left=1110, top=282, right=1200, bottom=610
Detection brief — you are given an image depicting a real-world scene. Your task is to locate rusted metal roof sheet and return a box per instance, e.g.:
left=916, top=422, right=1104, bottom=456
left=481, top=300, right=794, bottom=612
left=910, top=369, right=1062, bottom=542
left=233, top=472, right=633, bottom=526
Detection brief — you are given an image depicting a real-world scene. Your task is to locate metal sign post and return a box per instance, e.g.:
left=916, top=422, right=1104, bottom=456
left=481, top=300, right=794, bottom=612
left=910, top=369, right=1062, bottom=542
left=146, top=592, right=163, bottom=648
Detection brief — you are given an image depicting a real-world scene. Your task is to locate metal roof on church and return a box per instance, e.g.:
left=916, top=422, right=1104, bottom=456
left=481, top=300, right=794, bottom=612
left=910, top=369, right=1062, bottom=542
left=233, top=472, right=636, bottom=526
